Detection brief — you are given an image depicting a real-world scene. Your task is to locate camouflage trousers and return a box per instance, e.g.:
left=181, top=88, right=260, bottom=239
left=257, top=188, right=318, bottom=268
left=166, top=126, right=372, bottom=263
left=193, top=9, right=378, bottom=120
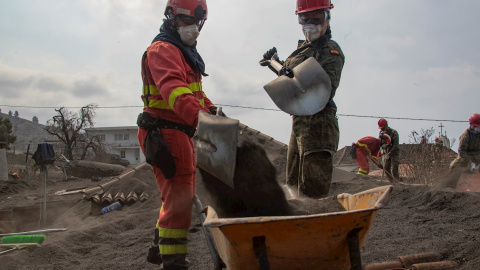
left=384, top=153, right=400, bottom=180
left=286, top=108, right=339, bottom=198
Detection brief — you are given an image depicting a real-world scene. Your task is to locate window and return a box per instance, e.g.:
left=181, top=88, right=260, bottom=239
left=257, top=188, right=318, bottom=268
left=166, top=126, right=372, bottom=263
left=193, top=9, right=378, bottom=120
left=120, top=151, right=126, bottom=158
left=124, top=134, right=129, bottom=140
left=99, top=134, right=105, bottom=142
left=114, top=134, right=123, bottom=141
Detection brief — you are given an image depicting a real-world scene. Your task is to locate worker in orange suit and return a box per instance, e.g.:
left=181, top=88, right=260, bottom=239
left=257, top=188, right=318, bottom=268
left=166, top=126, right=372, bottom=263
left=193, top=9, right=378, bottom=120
left=354, top=134, right=391, bottom=176
left=136, top=0, right=219, bottom=269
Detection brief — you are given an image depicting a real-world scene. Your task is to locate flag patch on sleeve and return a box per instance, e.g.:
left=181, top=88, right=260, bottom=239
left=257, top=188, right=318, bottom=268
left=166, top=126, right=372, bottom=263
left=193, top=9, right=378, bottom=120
left=330, top=49, right=340, bottom=55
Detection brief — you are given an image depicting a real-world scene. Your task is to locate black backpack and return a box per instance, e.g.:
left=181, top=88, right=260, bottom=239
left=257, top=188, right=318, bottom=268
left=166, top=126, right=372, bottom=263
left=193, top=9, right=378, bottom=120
left=32, top=143, right=56, bottom=166
left=349, top=143, right=357, bottom=159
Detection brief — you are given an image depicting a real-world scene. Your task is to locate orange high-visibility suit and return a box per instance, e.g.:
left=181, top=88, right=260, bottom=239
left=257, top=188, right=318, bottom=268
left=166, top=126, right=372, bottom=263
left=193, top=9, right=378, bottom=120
left=355, top=136, right=382, bottom=175
left=138, top=37, right=215, bottom=267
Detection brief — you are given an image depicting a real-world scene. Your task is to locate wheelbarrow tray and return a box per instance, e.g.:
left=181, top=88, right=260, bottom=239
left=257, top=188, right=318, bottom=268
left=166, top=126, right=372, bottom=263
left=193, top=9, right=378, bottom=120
left=203, top=185, right=393, bottom=270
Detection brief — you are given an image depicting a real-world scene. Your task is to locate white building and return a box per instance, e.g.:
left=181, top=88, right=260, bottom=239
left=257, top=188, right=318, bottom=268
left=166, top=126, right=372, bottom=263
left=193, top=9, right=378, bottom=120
left=86, top=126, right=144, bottom=166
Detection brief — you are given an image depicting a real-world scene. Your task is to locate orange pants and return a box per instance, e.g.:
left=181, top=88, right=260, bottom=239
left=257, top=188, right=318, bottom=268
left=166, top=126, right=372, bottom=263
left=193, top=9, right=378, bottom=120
left=138, top=127, right=195, bottom=257
left=356, top=147, right=370, bottom=175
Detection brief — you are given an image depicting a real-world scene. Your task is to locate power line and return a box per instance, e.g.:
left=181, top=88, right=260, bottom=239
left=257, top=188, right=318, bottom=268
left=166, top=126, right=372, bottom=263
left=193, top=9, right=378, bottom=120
left=336, top=114, right=468, bottom=123
left=0, top=104, right=469, bottom=123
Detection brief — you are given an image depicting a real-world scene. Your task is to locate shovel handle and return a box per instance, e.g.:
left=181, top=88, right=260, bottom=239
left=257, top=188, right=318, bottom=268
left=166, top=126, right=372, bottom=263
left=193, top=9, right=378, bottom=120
left=216, top=107, right=223, bottom=116
left=0, top=247, right=18, bottom=255
left=268, top=58, right=284, bottom=73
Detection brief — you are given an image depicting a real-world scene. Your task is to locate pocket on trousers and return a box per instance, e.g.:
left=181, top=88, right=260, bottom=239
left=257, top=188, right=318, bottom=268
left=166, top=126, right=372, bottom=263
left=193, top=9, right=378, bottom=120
left=144, top=129, right=177, bottom=179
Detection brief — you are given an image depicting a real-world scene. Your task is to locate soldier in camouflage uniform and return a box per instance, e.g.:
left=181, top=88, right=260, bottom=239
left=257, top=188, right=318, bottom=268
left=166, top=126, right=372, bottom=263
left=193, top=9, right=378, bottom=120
left=438, top=113, right=480, bottom=188
left=263, top=0, right=344, bottom=198
left=378, top=118, right=400, bottom=181
left=450, top=113, right=480, bottom=170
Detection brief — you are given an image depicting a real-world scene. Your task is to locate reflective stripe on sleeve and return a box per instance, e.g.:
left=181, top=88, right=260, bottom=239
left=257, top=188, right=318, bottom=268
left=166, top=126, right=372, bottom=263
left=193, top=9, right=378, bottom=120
left=143, top=82, right=204, bottom=109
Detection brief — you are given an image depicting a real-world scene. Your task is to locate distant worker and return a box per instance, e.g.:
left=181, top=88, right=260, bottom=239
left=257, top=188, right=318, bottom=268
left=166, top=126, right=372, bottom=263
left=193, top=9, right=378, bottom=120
left=378, top=118, right=400, bottom=181
left=262, top=0, right=345, bottom=198
left=136, top=0, right=219, bottom=269
left=450, top=113, right=480, bottom=171
left=438, top=113, right=480, bottom=188
left=354, top=134, right=391, bottom=176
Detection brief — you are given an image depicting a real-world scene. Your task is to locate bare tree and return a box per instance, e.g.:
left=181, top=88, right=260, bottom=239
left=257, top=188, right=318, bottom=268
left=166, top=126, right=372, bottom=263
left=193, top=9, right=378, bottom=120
left=45, top=104, right=98, bottom=160
left=408, top=127, right=435, bottom=144
left=79, top=132, right=106, bottom=160
left=403, top=127, right=455, bottom=185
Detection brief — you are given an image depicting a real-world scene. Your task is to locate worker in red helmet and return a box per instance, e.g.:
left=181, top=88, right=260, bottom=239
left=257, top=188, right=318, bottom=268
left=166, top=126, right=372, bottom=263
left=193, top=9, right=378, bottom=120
left=136, top=0, right=218, bottom=268
left=262, top=0, right=345, bottom=198
left=378, top=118, right=400, bottom=181
left=354, top=134, right=391, bottom=176
left=439, top=113, right=480, bottom=188
left=447, top=113, right=480, bottom=175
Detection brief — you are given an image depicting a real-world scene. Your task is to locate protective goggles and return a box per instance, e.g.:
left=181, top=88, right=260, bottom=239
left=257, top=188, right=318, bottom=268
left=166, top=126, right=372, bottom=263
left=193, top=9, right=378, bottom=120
left=177, top=15, right=205, bottom=28
left=298, top=10, right=329, bottom=25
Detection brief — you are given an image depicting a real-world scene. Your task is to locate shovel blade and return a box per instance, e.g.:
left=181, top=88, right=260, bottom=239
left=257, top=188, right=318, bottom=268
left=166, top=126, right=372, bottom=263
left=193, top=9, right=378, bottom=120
left=263, top=57, right=331, bottom=116
left=195, top=111, right=239, bottom=188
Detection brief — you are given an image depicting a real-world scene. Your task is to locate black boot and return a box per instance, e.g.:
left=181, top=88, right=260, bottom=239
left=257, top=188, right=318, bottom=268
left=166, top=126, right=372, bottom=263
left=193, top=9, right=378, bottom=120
left=146, top=228, right=163, bottom=265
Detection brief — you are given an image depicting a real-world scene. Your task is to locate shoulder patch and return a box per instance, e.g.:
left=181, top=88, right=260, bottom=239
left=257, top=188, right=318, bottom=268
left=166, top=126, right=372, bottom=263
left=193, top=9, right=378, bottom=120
left=330, top=49, right=340, bottom=55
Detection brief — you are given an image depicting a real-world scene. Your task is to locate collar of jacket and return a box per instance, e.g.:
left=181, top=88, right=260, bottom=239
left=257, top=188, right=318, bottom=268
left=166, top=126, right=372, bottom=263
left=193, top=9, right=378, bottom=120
left=297, top=35, right=330, bottom=50
left=152, top=21, right=208, bottom=77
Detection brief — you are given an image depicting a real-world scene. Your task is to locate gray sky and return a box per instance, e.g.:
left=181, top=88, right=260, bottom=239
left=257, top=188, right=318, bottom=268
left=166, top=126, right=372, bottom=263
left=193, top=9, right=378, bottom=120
left=1, top=0, right=479, bottom=150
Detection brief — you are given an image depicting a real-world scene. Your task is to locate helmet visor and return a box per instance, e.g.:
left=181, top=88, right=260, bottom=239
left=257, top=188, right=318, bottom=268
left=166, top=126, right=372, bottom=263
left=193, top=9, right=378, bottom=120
left=298, top=10, right=329, bottom=25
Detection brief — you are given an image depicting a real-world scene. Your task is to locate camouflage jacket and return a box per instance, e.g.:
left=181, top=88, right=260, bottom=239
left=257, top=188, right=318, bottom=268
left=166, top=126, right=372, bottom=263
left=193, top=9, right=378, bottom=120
left=383, top=127, right=399, bottom=155
left=458, top=128, right=480, bottom=157
left=283, top=35, right=345, bottom=106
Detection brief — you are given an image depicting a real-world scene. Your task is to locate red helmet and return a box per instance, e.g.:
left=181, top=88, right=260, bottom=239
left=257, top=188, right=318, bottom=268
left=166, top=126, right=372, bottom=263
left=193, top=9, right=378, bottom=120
left=296, top=0, right=334, bottom=14
left=379, top=133, right=391, bottom=145
left=378, top=118, right=388, bottom=129
left=165, top=0, right=208, bottom=20
left=469, top=113, right=480, bottom=127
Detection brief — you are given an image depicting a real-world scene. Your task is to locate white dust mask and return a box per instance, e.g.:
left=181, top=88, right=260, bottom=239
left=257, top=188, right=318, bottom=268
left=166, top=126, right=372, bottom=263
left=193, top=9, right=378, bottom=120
left=302, top=24, right=323, bottom=43
left=177, top=25, right=200, bottom=46
left=473, top=126, right=480, bottom=134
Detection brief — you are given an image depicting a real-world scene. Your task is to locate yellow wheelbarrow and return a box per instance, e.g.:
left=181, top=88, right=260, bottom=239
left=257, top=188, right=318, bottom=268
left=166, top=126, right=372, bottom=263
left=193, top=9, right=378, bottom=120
left=201, top=185, right=393, bottom=270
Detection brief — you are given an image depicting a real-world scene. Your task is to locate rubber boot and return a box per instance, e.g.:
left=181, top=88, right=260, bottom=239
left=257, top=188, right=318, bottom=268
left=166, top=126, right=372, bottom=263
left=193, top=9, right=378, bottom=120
left=146, top=228, right=162, bottom=265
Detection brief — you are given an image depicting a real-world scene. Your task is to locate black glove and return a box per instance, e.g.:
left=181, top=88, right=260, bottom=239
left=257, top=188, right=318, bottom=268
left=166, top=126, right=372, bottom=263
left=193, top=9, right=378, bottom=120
left=208, top=106, right=226, bottom=117
left=263, top=47, right=277, bottom=60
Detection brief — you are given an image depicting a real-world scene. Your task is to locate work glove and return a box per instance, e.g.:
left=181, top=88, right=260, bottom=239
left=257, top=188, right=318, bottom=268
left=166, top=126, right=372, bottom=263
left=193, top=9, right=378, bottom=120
left=208, top=106, right=226, bottom=117
left=263, top=47, right=277, bottom=60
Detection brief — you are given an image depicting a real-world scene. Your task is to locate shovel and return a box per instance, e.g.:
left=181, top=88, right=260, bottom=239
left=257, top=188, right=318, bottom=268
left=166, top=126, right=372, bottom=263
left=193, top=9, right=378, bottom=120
left=195, top=110, right=239, bottom=189
left=260, top=55, right=332, bottom=116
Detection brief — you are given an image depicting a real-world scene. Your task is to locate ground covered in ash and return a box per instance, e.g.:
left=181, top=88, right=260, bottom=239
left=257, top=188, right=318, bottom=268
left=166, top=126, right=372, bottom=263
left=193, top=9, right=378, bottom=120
left=0, top=148, right=479, bottom=269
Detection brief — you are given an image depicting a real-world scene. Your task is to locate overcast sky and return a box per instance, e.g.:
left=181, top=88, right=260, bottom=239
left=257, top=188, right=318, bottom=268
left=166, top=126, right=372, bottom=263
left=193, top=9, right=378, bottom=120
left=1, top=0, right=479, bottom=151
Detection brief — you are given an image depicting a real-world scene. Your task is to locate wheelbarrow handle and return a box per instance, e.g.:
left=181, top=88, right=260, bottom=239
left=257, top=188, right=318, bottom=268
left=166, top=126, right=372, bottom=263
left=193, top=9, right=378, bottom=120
left=193, top=195, right=224, bottom=270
